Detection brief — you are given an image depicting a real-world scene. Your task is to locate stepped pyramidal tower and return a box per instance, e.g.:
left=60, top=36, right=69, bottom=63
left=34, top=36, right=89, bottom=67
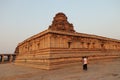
left=15, top=12, right=120, bottom=70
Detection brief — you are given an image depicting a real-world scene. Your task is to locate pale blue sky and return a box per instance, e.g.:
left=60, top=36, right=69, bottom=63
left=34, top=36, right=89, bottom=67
left=0, top=0, right=120, bottom=53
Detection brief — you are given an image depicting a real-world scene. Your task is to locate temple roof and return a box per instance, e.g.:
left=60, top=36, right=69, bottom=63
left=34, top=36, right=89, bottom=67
left=18, top=29, right=120, bottom=46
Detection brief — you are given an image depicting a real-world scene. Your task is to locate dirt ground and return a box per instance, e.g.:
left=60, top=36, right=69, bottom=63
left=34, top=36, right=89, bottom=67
left=0, top=58, right=120, bottom=80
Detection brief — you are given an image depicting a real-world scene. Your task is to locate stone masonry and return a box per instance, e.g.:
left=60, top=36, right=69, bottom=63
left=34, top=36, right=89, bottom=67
left=14, top=12, right=120, bottom=70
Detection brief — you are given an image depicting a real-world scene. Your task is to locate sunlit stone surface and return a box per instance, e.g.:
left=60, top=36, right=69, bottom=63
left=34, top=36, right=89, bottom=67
left=14, top=12, right=120, bottom=70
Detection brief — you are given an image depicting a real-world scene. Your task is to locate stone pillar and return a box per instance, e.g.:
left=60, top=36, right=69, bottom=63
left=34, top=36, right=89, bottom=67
left=8, top=55, right=13, bottom=62
left=1, top=55, right=4, bottom=63
left=0, top=55, right=1, bottom=62
left=12, top=55, right=16, bottom=62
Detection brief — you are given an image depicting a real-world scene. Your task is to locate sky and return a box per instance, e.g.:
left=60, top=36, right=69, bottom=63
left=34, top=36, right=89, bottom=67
left=0, top=0, right=120, bottom=53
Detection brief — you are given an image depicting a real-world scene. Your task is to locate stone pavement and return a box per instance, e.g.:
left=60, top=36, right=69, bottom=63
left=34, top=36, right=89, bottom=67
left=0, top=58, right=120, bottom=80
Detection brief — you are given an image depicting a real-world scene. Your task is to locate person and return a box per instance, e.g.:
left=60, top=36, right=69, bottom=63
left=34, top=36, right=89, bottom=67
left=82, top=56, right=88, bottom=71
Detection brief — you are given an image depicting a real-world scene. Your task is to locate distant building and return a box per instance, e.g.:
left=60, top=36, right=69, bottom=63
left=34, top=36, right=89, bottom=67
left=15, top=12, right=120, bottom=70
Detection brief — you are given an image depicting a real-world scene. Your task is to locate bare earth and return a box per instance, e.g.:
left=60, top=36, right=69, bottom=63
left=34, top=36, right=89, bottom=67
left=0, top=58, right=120, bottom=80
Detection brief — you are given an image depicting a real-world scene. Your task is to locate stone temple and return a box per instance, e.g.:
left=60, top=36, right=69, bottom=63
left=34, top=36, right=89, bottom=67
left=15, top=12, right=120, bottom=70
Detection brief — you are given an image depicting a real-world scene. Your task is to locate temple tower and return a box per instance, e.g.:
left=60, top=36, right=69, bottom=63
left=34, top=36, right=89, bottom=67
left=49, top=12, right=75, bottom=32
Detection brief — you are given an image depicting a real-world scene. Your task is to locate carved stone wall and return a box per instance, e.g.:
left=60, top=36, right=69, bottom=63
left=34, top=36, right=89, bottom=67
left=15, top=12, right=120, bottom=70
